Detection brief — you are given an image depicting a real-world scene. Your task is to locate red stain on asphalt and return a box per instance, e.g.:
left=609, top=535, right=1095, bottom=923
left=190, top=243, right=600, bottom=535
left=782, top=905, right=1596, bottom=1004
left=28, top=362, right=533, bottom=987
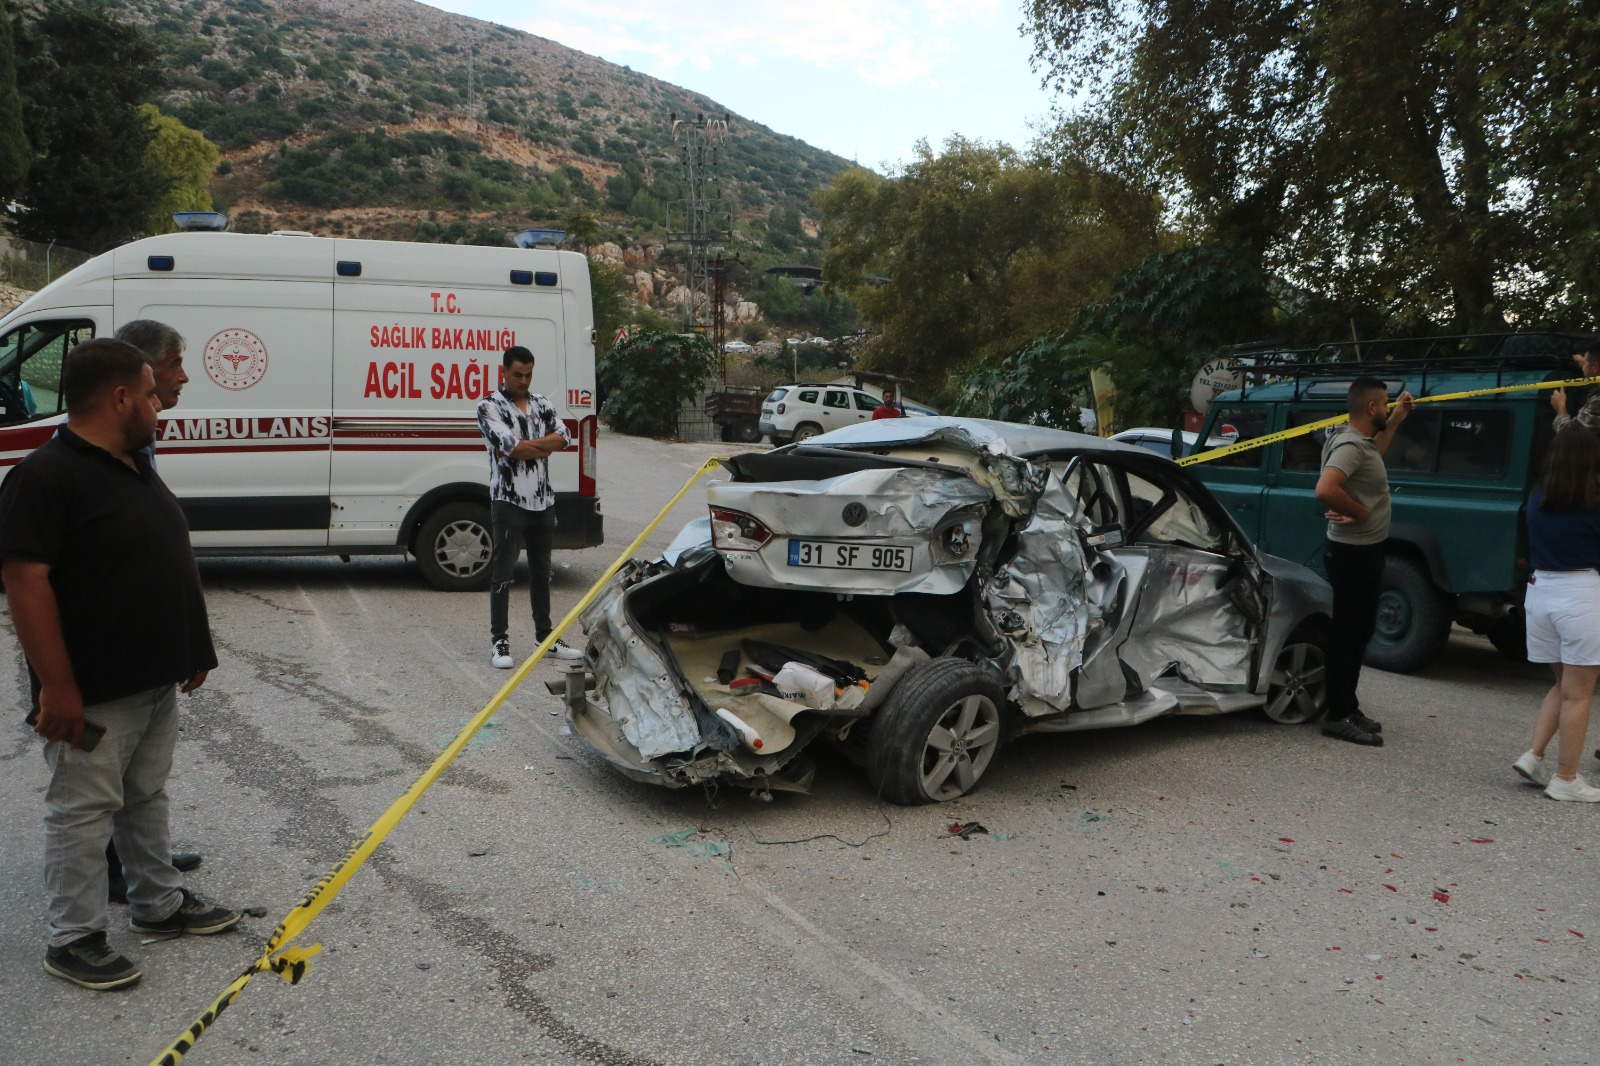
left=1537, top=938, right=1550, bottom=943
left=1374, top=974, right=1384, bottom=980
left=1467, top=838, right=1494, bottom=844
left=1383, top=884, right=1398, bottom=892
left=1279, top=837, right=1295, bottom=843
left=1425, top=927, right=1438, bottom=932
left=1339, top=888, right=1355, bottom=894
left=1570, top=930, right=1586, bottom=938
left=1391, top=853, right=1403, bottom=858
left=1433, top=890, right=1451, bottom=903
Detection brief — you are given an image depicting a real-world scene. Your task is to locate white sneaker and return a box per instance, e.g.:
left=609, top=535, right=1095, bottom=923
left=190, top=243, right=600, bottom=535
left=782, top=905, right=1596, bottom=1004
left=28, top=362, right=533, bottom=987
left=1513, top=750, right=1552, bottom=787
left=1544, top=774, right=1600, bottom=802
left=547, top=638, right=584, bottom=661
left=491, top=639, right=513, bottom=669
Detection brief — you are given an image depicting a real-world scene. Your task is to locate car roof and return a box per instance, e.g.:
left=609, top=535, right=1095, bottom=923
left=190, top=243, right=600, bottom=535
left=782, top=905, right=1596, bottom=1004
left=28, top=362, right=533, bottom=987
left=796, top=415, right=1152, bottom=458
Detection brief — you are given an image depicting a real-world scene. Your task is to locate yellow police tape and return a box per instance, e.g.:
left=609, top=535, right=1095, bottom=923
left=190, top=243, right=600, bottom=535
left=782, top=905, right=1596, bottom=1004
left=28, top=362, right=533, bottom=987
left=1175, top=373, right=1600, bottom=468
left=150, top=456, right=729, bottom=1066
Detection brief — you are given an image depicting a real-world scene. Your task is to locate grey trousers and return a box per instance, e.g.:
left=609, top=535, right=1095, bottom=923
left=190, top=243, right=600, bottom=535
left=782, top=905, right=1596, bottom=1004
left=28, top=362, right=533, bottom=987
left=43, top=684, right=183, bottom=947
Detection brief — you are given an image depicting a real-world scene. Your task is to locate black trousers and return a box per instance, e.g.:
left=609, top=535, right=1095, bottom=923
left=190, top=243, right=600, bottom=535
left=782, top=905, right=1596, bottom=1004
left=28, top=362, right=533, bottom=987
left=489, top=501, right=556, bottom=643
left=1322, top=538, right=1387, bottom=719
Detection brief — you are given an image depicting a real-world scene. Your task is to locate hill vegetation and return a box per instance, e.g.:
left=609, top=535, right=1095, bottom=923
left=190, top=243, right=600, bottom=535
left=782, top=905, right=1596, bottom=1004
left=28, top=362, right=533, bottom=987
left=99, top=0, right=849, bottom=267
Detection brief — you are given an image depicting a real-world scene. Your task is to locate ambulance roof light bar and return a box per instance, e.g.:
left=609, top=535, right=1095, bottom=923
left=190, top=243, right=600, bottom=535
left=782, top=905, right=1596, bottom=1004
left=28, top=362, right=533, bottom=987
left=514, top=229, right=565, bottom=249
left=172, top=211, right=230, bottom=232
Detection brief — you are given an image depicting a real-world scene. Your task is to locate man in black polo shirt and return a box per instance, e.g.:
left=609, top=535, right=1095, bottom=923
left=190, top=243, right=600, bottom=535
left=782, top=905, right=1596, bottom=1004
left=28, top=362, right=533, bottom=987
left=0, top=338, right=238, bottom=991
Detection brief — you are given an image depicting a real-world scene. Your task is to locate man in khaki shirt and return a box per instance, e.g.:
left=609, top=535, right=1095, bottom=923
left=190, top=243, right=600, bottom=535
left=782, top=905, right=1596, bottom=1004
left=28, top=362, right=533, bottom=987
left=1314, top=377, right=1415, bottom=746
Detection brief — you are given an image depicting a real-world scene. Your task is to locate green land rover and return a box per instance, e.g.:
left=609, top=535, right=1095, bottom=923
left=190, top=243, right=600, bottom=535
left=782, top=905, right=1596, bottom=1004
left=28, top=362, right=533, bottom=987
left=1190, top=333, right=1593, bottom=673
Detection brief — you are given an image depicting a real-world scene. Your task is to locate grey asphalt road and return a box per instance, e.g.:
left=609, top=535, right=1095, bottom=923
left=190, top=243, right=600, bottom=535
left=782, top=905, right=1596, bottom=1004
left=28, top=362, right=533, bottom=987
left=2, top=428, right=1597, bottom=1065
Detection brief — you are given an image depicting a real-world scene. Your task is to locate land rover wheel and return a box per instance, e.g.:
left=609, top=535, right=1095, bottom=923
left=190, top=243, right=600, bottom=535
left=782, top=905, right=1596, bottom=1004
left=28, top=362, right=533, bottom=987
left=793, top=421, right=823, bottom=441
left=867, top=658, right=1008, bottom=805
left=1365, top=555, right=1451, bottom=673
left=416, top=502, right=493, bottom=591
left=1265, top=625, right=1328, bottom=724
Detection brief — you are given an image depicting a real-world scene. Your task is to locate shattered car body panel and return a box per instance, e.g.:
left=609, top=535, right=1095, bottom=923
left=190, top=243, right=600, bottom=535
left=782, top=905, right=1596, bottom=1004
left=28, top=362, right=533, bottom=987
left=573, top=417, right=1335, bottom=801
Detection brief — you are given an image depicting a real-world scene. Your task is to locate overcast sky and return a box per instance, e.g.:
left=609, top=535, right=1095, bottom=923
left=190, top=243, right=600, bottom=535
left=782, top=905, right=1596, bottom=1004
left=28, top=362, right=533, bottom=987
left=426, top=0, right=1061, bottom=171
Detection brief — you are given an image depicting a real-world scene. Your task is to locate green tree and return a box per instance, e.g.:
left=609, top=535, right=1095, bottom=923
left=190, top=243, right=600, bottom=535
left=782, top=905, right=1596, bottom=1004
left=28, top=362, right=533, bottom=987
left=0, top=2, right=28, bottom=207
left=817, top=137, right=1161, bottom=399
left=561, top=209, right=601, bottom=252
left=587, top=258, right=632, bottom=356
left=1024, top=0, right=1600, bottom=330
left=597, top=329, right=716, bottom=438
left=140, top=105, right=221, bottom=234
left=11, top=4, right=169, bottom=251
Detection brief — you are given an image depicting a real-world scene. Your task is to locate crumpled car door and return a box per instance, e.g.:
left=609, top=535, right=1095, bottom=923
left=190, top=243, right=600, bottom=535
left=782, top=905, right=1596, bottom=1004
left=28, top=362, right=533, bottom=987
left=1104, top=464, right=1267, bottom=693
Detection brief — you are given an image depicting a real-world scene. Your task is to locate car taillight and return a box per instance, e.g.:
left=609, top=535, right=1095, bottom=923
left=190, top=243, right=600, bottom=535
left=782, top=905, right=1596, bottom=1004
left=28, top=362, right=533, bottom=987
left=776, top=402, right=786, bottom=414
left=710, top=506, right=773, bottom=551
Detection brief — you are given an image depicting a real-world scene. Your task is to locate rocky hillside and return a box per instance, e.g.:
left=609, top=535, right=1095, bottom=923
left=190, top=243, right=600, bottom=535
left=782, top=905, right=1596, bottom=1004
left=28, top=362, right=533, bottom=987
left=100, top=0, right=853, bottom=296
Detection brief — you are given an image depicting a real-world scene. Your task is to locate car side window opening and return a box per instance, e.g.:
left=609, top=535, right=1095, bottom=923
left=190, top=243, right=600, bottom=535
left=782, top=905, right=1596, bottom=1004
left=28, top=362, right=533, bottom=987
left=797, top=390, right=819, bottom=404
left=0, top=319, right=95, bottom=425
left=1206, top=406, right=1272, bottom=468
left=823, top=390, right=850, bottom=410
left=854, top=391, right=880, bottom=411
left=1122, top=469, right=1227, bottom=553
left=1056, top=457, right=1121, bottom=529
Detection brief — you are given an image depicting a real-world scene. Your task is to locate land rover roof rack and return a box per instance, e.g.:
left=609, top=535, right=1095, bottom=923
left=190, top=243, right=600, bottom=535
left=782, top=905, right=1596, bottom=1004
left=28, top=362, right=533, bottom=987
left=1223, top=332, right=1596, bottom=401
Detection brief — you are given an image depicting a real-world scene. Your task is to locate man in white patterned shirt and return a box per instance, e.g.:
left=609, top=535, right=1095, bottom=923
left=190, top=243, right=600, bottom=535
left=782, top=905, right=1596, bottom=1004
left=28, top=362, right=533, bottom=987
left=475, top=346, right=582, bottom=667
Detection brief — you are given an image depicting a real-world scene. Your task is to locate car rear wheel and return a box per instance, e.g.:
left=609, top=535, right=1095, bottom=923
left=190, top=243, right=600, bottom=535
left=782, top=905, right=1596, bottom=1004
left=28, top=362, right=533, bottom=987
left=1264, top=626, right=1328, bottom=724
left=1365, top=555, right=1451, bottom=673
left=868, top=658, right=1007, bottom=805
left=415, top=501, right=492, bottom=591
left=793, top=421, right=823, bottom=441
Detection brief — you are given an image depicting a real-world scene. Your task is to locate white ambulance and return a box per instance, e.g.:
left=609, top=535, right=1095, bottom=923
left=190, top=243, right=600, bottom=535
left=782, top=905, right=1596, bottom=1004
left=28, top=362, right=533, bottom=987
left=0, top=228, right=602, bottom=589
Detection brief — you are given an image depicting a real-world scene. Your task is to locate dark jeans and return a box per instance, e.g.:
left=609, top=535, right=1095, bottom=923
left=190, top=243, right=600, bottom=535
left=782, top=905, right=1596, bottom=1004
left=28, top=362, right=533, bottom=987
left=489, top=501, right=556, bottom=644
left=1323, top=538, right=1387, bottom=719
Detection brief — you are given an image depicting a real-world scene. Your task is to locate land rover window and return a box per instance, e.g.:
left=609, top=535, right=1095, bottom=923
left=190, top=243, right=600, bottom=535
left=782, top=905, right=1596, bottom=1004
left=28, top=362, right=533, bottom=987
left=1436, top=410, right=1511, bottom=479
left=0, top=319, right=95, bottom=425
left=1384, top=411, right=1442, bottom=473
left=1206, top=406, right=1271, bottom=468
left=1282, top=409, right=1342, bottom=471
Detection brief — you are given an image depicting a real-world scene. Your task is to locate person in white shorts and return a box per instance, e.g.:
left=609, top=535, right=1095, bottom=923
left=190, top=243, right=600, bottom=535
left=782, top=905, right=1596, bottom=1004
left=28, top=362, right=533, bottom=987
left=1514, top=426, right=1600, bottom=801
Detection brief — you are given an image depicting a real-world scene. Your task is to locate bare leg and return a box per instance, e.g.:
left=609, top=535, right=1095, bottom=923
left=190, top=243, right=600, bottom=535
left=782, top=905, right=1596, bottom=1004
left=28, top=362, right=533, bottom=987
left=1530, top=663, right=1565, bottom=757
left=1553, top=663, right=1600, bottom=781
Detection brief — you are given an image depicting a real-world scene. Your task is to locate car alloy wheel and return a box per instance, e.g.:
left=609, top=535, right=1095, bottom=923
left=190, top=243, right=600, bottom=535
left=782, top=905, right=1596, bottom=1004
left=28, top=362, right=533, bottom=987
left=1265, top=632, right=1327, bottom=724
left=868, top=658, right=1008, bottom=805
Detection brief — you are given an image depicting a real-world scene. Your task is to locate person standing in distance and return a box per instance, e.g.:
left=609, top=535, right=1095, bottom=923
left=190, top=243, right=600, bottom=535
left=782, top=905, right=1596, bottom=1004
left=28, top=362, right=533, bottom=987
left=872, top=386, right=904, bottom=420
left=1512, top=427, right=1600, bottom=801
left=0, top=339, right=238, bottom=992
left=1314, top=376, right=1416, bottom=746
left=1550, top=344, right=1600, bottom=436
left=477, top=345, right=583, bottom=668
left=107, top=320, right=202, bottom=900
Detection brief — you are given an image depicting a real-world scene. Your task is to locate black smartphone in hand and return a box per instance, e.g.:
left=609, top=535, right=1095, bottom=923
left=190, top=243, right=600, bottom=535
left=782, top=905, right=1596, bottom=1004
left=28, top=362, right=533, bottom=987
left=24, top=706, right=105, bottom=752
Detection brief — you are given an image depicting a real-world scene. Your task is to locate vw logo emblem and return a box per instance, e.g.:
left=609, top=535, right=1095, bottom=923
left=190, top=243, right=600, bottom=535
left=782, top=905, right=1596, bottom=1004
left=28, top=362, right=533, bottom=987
left=842, top=503, right=868, bottom=527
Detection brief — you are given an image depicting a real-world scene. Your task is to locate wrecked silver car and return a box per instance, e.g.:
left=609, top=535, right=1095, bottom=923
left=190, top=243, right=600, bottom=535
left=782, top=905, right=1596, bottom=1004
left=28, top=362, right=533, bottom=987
left=569, top=418, right=1334, bottom=804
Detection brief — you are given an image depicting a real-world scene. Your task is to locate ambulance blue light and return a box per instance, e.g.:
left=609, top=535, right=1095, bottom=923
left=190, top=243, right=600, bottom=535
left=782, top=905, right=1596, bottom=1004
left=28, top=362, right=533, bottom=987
left=147, top=256, right=175, bottom=271
left=534, top=271, right=558, bottom=287
left=336, top=261, right=362, bottom=277
left=509, top=270, right=533, bottom=286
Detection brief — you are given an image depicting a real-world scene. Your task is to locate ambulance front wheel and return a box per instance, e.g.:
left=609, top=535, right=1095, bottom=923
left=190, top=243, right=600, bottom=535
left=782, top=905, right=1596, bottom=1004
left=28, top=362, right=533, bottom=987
left=416, top=502, right=493, bottom=591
